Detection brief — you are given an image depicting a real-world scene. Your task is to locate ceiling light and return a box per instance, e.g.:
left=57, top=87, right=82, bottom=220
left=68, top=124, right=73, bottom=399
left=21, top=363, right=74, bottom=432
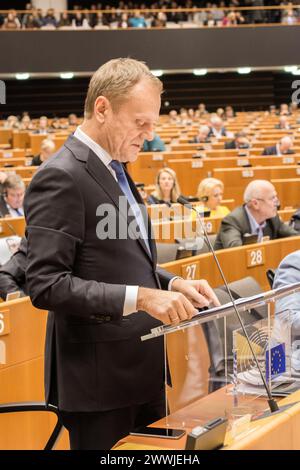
left=60, top=72, right=74, bottom=79
left=15, top=73, right=30, bottom=80
left=237, top=67, right=251, bottom=74
left=193, top=69, right=207, bottom=76
left=151, top=70, right=163, bottom=77
left=284, top=66, right=298, bottom=73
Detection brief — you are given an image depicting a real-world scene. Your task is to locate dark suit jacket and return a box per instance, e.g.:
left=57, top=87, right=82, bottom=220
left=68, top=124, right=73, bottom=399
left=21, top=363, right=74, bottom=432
left=214, top=205, right=298, bottom=250
left=262, top=145, right=295, bottom=156
left=24, top=135, right=174, bottom=413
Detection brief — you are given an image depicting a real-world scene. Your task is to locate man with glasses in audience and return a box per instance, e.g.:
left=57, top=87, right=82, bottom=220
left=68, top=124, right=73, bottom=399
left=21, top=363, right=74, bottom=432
left=214, top=179, right=298, bottom=249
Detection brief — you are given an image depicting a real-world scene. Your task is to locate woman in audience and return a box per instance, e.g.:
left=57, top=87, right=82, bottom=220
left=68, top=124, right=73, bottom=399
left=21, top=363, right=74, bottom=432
left=148, top=167, right=181, bottom=205
left=31, top=138, right=55, bottom=166
left=196, top=177, right=230, bottom=217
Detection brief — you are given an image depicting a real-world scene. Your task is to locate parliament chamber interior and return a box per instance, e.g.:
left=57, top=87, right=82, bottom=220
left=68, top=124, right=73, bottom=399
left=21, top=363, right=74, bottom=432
left=2, top=0, right=300, bottom=455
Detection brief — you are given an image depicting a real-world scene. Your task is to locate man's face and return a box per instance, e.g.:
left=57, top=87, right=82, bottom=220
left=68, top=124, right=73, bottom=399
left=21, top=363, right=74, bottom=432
left=6, top=187, right=25, bottom=209
left=102, top=80, right=161, bottom=163
left=280, top=139, right=292, bottom=153
left=254, top=185, right=279, bottom=220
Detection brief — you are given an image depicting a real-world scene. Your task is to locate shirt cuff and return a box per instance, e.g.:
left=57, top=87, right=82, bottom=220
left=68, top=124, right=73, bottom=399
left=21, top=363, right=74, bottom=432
left=123, top=285, right=139, bottom=316
left=168, top=276, right=183, bottom=291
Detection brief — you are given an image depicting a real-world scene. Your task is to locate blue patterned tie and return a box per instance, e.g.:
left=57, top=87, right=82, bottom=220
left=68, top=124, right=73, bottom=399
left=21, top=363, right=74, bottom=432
left=109, top=160, right=151, bottom=256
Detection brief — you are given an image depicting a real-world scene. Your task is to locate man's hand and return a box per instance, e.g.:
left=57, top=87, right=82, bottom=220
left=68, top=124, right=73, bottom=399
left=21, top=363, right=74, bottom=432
left=137, top=287, right=198, bottom=325
left=170, top=278, right=220, bottom=309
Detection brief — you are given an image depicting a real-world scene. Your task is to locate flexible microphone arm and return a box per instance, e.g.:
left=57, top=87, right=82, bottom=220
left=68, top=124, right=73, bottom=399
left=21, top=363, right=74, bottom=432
left=177, top=195, right=279, bottom=413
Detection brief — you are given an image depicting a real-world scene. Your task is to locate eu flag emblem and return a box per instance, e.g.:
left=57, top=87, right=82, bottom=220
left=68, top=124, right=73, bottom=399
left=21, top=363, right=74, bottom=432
left=265, top=343, right=286, bottom=381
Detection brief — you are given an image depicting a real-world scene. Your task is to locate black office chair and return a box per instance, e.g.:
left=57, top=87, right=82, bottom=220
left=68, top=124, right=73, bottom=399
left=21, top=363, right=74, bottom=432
left=0, top=402, right=63, bottom=450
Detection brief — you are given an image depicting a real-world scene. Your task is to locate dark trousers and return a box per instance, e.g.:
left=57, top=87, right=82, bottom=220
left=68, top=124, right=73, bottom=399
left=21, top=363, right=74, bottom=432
left=59, top=390, right=165, bottom=450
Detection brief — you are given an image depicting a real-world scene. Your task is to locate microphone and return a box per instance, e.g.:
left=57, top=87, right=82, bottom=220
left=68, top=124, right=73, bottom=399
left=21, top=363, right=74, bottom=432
left=177, top=195, right=280, bottom=414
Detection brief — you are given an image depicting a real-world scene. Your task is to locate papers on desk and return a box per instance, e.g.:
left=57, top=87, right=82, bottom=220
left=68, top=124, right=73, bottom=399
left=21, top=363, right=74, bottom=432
left=235, top=368, right=300, bottom=397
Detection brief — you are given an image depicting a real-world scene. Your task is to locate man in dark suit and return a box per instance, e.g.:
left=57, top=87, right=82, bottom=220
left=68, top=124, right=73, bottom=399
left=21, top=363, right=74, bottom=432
left=24, top=58, right=219, bottom=450
left=262, top=136, right=295, bottom=156
left=214, top=179, right=298, bottom=250
left=224, top=131, right=250, bottom=150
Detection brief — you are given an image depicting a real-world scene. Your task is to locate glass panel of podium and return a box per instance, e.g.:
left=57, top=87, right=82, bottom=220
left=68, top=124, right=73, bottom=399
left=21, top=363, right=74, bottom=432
left=141, top=282, right=300, bottom=444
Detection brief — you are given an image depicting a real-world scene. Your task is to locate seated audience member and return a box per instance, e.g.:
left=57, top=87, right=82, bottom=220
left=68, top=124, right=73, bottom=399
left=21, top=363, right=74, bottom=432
left=19, top=115, right=34, bottom=131
left=148, top=167, right=181, bottom=205
left=225, top=106, right=235, bottom=119
left=198, top=103, right=208, bottom=116
left=2, top=9, right=21, bottom=29
left=196, top=178, right=230, bottom=218
left=214, top=180, right=298, bottom=249
left=208, top=115, right=227, bottom=139
left=262, top=136, right=295, bottom=156
left=279, top=103, right=291, bottom=116
left=225, top=131, right=250, bottom=150
left=128, top=10, right=147, bottom=28
left=216, top=108, right=225, bottom=119
left=0, top=237, right=27, bottom=300
left=179, top=110, right=193, bottom=126
left=0, top=174, right=25, bottom=218
left=273, top=250, right=300, bottom=373
left=274, top=115, right=292, bottom=130
left=190, top=125, right=211, bottom=144
left=168, top=109, right=180, bottom=124
left=4, top=115, right=19, bottom=129
left=68, top=113, right=78, bottom=126
left=142, top=133, right=165, bottom=152
left=33, top=116, right=49, bottom=134
left=31, top=138, right=56, bottom=166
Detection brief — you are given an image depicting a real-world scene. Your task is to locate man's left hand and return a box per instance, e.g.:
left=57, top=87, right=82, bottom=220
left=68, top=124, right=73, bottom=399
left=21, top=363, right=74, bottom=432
left=171, top=278, right=220, bottom=309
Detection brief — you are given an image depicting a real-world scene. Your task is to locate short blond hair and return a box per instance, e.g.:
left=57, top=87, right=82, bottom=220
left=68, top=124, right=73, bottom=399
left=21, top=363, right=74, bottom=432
left=84, top=58, right=163, bottom=118
left=197, top=177, right=224, bottom=200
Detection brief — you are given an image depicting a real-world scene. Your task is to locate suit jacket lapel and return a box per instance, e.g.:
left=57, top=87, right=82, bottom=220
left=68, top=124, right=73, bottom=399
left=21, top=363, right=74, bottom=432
left=65, top=135, right=154, bottom=263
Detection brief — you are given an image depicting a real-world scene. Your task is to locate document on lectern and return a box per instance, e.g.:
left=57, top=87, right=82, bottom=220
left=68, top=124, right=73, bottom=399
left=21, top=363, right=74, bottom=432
left=141, top=282, right=300, bottom=342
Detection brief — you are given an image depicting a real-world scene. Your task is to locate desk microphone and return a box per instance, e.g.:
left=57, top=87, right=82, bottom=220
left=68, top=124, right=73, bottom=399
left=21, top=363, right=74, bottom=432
left=177, top=195, right=280, bottom=414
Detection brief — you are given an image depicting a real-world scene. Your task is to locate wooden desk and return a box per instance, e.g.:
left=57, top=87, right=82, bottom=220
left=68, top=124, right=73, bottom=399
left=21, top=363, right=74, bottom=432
left=0, top=297, right=69, bottom=450
left=0, top=217, right=25, bottom=238
left=113, top=388, right=300, bottom=450
left=161, top=236, right=300, bottom=292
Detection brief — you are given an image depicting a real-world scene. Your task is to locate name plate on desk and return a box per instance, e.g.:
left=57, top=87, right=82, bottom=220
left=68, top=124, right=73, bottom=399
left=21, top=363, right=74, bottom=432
left=242, top=169, right=254, bottom=178
left=152, top=154, right=163, bottom=161
left=282, top=156, right=294, bottom=164
left=246, top=247, right=265, bottom=267
left=3, top=152, right=13, bottom=158
left=0, top=309, right=10, bottom=336
left=181, top=261, right=200, bottom=280
left=296, top=168, right=300, bottom=176
left=191, top=160, right=203, bottom=168
left=237, top=158, right=249, bottom=167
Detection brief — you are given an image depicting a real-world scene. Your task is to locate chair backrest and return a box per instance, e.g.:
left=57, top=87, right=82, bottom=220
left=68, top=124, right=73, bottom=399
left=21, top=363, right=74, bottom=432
left=156, top=242, right=179, bottom=264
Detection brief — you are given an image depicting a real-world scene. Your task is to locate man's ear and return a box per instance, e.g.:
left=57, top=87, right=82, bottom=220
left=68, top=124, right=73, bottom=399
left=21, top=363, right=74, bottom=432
left=94, top=96, right=110, bottom=124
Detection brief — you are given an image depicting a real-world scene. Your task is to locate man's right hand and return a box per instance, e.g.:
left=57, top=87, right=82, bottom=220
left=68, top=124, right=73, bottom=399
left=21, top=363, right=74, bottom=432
left=137, top=287, right=198, bottom=325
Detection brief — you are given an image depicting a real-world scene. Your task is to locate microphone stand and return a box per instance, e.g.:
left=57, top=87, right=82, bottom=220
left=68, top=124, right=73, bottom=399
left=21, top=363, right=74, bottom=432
left=177, top=196, right=280, bottom=415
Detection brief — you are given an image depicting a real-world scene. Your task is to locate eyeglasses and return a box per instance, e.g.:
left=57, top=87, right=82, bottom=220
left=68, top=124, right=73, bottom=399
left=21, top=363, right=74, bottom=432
left=254, top=196, right=279, bottom=204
